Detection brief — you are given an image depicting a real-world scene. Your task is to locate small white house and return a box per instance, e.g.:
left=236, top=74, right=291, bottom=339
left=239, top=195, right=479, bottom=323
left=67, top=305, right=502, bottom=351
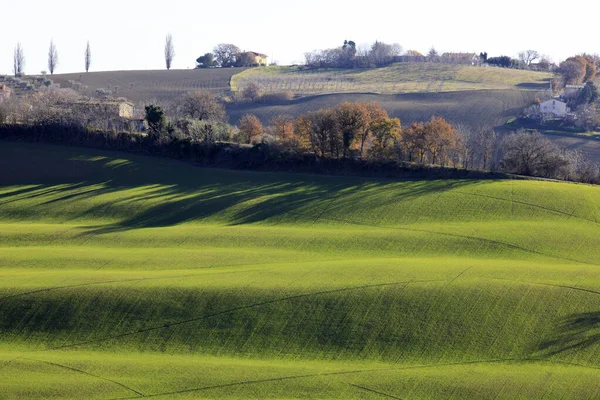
left=539, top=99, right=569, bottom=118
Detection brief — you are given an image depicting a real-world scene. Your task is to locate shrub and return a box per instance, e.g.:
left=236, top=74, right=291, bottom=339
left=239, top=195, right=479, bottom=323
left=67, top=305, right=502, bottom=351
left=259, top=91, right=294, bottom=104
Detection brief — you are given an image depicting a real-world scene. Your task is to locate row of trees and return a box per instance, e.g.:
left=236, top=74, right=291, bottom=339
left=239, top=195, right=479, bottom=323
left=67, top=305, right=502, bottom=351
left=196, top=44, right=266, bottom=68
left=11, top=41, right=93, bottom=76
left=304, top=41, right=403, bottom=68
left=10, top=33, right=177, bottom=76
left=3, top=83, right=599, bottom=184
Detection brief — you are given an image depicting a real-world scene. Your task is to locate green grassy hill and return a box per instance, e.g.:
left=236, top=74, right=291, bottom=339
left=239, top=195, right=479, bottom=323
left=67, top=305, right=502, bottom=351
left=1, top=142, right=600, bottom=399
left=232, top=64, right=552, bottom=95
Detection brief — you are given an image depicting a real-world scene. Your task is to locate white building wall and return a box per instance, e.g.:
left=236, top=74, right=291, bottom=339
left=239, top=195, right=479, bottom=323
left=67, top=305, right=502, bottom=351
left=539, top=100, right=568, bottom=117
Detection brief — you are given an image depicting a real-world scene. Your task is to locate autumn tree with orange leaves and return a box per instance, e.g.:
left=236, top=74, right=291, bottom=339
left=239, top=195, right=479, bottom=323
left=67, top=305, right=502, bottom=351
left=238, top=114, right=263, bottom=144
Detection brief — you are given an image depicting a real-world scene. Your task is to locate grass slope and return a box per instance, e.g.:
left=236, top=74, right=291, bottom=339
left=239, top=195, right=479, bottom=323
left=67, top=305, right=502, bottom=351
left=227, top=90, right=541, bottom=128
left=232, top=64, right=552, bottom=95
left=46, top=68, right=248, bottom=102
left=1, top=142, right=600, bottom=399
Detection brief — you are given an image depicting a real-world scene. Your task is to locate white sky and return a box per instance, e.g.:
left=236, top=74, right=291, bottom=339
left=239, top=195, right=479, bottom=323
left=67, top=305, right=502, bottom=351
left=1, top=0, right=597, bottom=74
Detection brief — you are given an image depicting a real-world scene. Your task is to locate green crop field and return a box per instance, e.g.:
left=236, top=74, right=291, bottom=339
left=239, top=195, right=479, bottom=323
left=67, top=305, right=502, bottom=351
left=232, top=64, right=552, bottom=95
left=1, top=142, right=600, bottom=399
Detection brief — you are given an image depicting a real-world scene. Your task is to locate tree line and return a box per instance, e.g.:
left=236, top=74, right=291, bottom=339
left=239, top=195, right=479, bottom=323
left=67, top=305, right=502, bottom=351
left=1, top=85, right=599, bottom=184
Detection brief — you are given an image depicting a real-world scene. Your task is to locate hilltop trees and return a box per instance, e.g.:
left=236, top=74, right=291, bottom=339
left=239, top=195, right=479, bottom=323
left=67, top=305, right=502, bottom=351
left=196, top=53, right=216, bottom=68
left=164, top=34, right=175, bottom=70
left=85, top=41, right=92, bottom=72
left=213, top=44, right=241, bottom=68
left=48, top=40, right=59, bottom=74
left=305, top=41, right=401, bottom=68
left=518, top=50, right=540, bottom=66
left=13, top=43, right=25, bottom=76
left=486, top=56, right=512, bottom=68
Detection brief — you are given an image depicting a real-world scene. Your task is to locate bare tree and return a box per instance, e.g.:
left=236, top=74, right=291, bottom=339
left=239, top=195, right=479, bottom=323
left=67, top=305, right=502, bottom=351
left=175, top=90, right=226, bottom=122
left=518, top=49, right=540, bottom=66
left=85, top=41, right=92, bottom=72
left=164, top=34, right=175, bottom=70
left=213, top=44, right=241, bottom=68
left=48, top=40, right=58, bottom=75
left=13, top=43, right=25, bottom=76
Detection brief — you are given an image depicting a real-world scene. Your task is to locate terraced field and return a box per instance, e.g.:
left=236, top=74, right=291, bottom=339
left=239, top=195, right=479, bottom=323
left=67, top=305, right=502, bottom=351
left=46, top=68, right=247, bottom=102
left=1, top=142, right=600, bottom=399
left=232, top=64, right=552, bottom=95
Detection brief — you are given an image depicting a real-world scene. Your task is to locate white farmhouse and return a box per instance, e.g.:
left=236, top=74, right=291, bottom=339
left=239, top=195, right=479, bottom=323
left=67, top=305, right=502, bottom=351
left=539, top=99, right=569, bottom=118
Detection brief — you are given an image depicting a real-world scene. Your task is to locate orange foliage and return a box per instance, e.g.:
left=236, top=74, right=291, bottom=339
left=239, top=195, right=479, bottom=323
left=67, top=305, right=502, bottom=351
left=238, top=114, right=263, bottom=144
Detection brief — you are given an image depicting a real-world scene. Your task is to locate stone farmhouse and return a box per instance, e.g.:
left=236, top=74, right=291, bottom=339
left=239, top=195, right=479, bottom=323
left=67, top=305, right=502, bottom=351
left=71, top=100, right=135, bottom=119
left=239, top=51, right=268, bottom=66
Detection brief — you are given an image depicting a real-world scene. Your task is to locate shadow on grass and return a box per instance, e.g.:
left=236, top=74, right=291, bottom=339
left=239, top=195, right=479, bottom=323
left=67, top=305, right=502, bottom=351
left=0, top=143, right=481, bottom=233
left=538, top=312, right=600, bottom=357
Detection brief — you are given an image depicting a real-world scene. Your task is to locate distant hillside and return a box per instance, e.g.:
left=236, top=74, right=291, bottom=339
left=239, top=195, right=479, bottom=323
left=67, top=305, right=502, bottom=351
left=228, top=90, right=541, bottom=129
left=46, top=68, right=247, bottom=102
left=232, top=63, right=553, bottom=95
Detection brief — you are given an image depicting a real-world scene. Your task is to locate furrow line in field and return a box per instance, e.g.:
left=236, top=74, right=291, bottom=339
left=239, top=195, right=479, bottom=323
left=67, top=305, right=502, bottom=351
left=454, top=190, right=598, bottom=225
left=23, top=357, right=144, bottom=397
left=312, top=196, right=338, bottom=225
left=111, top=358, right=523, bottom=400
left=349, top=384, right=402, bottom=399
left=295, top=212, right=599, bottom=267
left=0, top=255, right=360, bottom=301
left=46, top=280, right=440, bottom=351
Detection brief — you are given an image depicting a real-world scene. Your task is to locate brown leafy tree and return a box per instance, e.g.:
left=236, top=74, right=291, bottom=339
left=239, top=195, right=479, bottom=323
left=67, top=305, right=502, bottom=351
left=559, top=57, right=587, bottom=85
left=357, top=102, right=388, bottom=158
left=271, top=115, right=306, bottom=151
left=425, top=116, right=456, bottom=166
left=238, top=114, right=263, bottom=144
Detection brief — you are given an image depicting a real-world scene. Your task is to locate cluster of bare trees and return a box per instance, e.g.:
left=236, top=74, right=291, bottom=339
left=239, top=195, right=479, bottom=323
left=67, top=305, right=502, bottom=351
left=304, top=40, right=403, bottom=69
left=10, top=41, right=95, bottom=76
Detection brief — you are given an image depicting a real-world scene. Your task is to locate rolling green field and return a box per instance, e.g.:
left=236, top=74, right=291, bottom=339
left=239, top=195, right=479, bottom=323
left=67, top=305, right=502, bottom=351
left=1, top=142, right=600, bottom=399
left=232, top=64, right=552, bottom=95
